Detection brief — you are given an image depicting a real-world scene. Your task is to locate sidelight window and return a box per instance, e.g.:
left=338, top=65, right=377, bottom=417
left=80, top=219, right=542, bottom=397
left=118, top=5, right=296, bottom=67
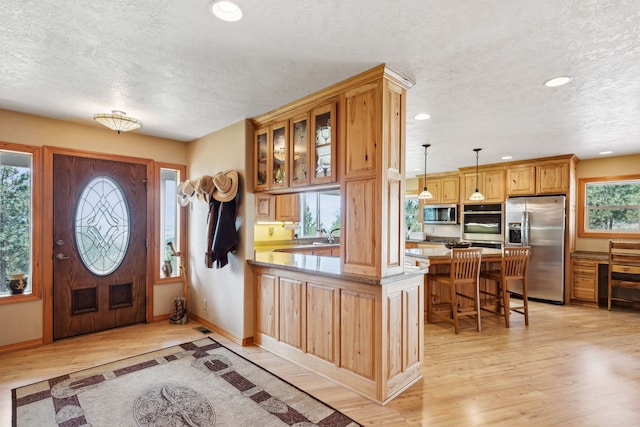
left=0, top=145, right=39, bottom=298
left=156, top=164, right=186, bottom=281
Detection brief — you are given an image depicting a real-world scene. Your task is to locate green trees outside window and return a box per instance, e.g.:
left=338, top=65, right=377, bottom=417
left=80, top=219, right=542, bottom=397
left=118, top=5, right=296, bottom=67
left=0, top=151, right=32, bottom=294
left=586, top=180, right=640, bottom=232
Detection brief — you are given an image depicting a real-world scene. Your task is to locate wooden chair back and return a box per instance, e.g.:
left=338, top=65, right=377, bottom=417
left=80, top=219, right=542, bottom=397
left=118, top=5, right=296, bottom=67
left=449, top=248, right=483, bottom=285
left=502, top=246, right=531, bottom=279
left=608, top=242, right=640, bottom=311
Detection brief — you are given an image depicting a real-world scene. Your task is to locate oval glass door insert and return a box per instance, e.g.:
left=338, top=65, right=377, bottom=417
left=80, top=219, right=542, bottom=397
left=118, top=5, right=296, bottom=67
left=75, top=176, right=130, bottom=276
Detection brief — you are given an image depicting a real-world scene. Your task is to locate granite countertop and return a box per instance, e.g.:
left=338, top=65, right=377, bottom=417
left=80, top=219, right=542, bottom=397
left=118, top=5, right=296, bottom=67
left=249, top=251, right=426, bottom=285
left=571, top=251, right=608, bottom=261
left=405, top=247, right=503, bottom=263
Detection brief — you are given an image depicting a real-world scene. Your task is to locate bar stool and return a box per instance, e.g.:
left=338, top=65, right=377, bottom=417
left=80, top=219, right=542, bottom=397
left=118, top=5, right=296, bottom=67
left=428, top=248, right=482, bottom=334
left=480, top=246, right=531, bottom=327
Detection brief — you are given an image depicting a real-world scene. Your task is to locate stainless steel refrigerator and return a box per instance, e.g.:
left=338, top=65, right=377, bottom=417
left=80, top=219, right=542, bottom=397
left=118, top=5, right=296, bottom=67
left=505, top=195, right=566, bottom=304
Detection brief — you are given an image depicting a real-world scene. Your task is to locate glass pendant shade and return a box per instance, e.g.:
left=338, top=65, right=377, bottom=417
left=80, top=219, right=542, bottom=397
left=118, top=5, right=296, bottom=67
left=94, top=110, right=142, bottom=134
left=419, top=143, right=433, bottom=200
left=470, top=148, right=485, bottom=201
left=419, top=187, right=433, bottom=200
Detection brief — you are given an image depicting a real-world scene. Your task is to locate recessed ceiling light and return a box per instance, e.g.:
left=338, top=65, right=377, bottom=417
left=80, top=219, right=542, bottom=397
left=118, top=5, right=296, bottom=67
left=210, top=0, right=243, bottom=22
left=501, top=156, right=513, bottom=160
left=414, top=113, right=431, bottom=121
left=544, top=76, right=572, bottom=88
left=599, top=150, right=613, bottom=155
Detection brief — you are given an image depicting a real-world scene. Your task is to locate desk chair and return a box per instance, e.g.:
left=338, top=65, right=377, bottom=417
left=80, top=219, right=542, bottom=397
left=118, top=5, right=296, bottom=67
left=480, top=246, right=531, bottom=327
left=608, top=241, right=640, bottom=310
left=428, top=248, right=482, bottom=334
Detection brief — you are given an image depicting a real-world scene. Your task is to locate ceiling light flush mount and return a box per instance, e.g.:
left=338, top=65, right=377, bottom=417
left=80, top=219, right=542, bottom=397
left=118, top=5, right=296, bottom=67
left=414, top=113, right=431, bottom=121
left=544, top=76, right=572, bottom=88
left=94, top=110, right=142, bottom=134
left=418, top=144, right=433, bottom=200
left=469, top=148, right=485, bottom=201
left=210, top=0, right=243, bottom=22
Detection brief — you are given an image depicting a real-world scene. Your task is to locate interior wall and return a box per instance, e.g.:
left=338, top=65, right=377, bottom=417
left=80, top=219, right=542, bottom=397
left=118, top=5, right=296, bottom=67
left=0, top=109, right=187, bottom=347
left=185, top=119, right=254, bottom=340
left=575, top=153, right=640, bottom=252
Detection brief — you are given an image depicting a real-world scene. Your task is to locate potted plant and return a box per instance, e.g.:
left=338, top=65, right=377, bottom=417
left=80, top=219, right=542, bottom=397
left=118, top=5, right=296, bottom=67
left=7, top=272, right=28, bottom=294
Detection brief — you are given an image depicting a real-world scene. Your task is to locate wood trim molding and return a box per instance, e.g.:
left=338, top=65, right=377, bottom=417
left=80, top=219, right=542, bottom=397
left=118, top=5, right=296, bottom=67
left=0, top=338, right=43, bottom=355
left=577, top=174, right=640, bottom=239
left=188, top=313, right=253, bottom=346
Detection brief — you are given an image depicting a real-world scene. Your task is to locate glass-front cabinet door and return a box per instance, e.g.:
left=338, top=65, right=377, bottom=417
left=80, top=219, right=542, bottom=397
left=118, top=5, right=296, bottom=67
left=271, top=120, right=289, bottom=189
left=310, top=102, right=336, bottom=184
left=254, top=127, right=270, bottom=191
left=290, top=113, right=310, bottom=187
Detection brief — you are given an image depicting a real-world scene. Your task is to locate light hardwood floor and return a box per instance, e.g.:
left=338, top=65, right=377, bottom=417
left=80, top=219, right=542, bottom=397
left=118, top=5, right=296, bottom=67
left=2, top=302, right=640, bottom=426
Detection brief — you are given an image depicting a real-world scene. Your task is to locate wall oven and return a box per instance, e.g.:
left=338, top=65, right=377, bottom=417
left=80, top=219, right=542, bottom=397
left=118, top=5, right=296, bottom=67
left=461, top=203, right=504, bottom=244
left=423, top=204, right=458, bottom=224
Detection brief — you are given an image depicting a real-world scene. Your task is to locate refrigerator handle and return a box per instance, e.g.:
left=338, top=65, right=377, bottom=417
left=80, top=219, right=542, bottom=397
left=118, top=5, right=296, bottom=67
left=522, top=211, right=530, bottom=246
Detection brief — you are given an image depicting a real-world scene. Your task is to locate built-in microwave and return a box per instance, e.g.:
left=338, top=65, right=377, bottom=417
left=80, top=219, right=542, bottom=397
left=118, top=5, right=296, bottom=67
left=423, top=204, right=458, bottom=224
left=461, top=203, right=504, bottom=243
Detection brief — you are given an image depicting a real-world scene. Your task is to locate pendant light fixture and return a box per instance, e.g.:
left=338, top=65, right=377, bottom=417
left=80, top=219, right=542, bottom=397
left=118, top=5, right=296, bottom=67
left=418, top=144, right=433, bottom=200
left=469, top=148, right=485, bottom=201
left=94, top=110, right=142, bottom=134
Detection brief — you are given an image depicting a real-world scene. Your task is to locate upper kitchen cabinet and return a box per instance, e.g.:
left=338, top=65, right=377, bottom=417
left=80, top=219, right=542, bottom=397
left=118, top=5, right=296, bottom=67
left=463, top=168, right=505, bottom=203
left=344, top=83, right=379, bottom=178
left=506, top=165, right=536, bottom=196
left=537, top=161, right=570, bottom=194
left=290, top=113, right=310, bottom=188
left=505, top=155, right=577, bottom=196
left=310, top=102, right=337, bottom=185
left=421, top=173, right=460, bottom=204
left=254, top=127, right=271, bottom=191
left=271, top=121, right=289, bottom=189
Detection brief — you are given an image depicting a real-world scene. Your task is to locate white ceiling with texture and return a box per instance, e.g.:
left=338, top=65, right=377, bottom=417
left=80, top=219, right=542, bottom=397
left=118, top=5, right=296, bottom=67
left=1, top=0, right=639, bottom=175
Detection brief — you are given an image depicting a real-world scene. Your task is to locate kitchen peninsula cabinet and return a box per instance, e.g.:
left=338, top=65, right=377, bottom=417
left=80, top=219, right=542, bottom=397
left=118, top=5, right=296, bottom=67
left=310, top=102, right=337, bottom=185
left=253, top=102, right=336, bottom=192
left=462, top=168, right=505, bottom=203
left=251, top=255, right=424, bottom=404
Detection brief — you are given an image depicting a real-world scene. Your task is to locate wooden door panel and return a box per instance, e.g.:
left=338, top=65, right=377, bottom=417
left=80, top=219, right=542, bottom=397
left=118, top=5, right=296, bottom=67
left=53, top=154, right=147, bottom=340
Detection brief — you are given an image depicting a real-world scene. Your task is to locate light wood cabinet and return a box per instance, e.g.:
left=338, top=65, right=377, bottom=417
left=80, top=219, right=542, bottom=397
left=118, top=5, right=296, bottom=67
left=275, top=193, right=300, bottom=222
left=255, top=194, right=275, bottom=222
left=463, top=169, right=505, bottom=203
left=421, top=174, right=460, bottom=204
left=506, top=165, right=536, bottom=196
left=254, top=127, right=270, bottom=191
left=271, top=120, right=289, bottom=189
left=252, top=265, right=423, bottom=404
left=290, top=113, right=310, bottom=188
left=537, top=161, right=570, bottom=194
left=571, top=258, right=598, bottom=304
left=310, top=101, right=337, bottom=185
left=253, top=103, right=335, bottom=192
left=506, top=160, right=571, bottom=196
left=255, top=193, right=300, bottom=222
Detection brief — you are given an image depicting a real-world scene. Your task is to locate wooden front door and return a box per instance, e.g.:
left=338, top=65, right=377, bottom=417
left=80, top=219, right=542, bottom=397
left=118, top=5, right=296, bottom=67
left=53, top=154, right=147, bottom=340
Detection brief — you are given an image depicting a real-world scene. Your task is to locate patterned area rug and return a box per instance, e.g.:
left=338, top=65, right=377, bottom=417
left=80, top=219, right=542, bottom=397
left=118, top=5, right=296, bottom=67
left=12, top=337, right=362, bottom=426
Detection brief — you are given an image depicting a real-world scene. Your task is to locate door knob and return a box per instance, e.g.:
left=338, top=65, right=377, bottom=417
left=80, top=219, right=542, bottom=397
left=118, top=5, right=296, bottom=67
left=56, top=239, right=65, bottom=247
left=55, top=253, right=70, bottom=260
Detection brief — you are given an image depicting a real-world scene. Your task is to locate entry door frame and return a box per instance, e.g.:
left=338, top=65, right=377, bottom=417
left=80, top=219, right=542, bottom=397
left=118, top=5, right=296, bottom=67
left=43, top=146, right=155, bottom=344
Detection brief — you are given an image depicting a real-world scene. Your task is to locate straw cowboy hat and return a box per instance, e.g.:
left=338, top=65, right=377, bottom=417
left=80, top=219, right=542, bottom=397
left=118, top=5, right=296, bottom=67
left=196, top=175, right=215, bottom=202
left=212, top=170, right=239, bottom=202
left=176, top=179, right=197, bottom=206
